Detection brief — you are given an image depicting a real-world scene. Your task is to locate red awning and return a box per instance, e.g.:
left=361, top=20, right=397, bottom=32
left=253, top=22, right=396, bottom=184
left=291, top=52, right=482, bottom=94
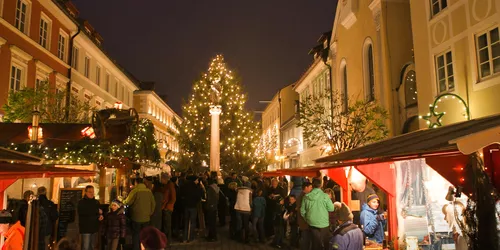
left=0, top=163, right=95, bottom=179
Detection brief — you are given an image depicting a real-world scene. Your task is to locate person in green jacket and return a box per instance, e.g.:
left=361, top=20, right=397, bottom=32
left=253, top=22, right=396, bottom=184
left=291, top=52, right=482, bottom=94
left=300, top=178, right=336, bottom=250
left=124, top=177, right=155, bottom=250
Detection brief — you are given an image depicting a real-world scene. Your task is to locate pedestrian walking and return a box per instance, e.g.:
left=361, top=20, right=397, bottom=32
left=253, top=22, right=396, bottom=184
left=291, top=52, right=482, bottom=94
left=38, top=186, right=58, bottom=249
left=234, top=181, right=252, bottom=243
left=104, top=200, right=126, bottom=250
left=161, top=173, right=176, bottom=246
left=300, top=178, right=335, bottom=250
left=77, top=185, right=103, bottom=250
left=329, top=202, right=363, bottom=250
left=124, top=177, right=156, bottom=250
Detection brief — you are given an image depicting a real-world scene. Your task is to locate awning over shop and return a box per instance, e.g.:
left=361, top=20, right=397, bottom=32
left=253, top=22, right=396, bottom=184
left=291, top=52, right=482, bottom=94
left=0, top=163, right=96, bottom=179
left=315, top=114, right=500, bottom=168
left=0, top=123, right=91, bottom=147
left=0, top=147, right=43, bottom=163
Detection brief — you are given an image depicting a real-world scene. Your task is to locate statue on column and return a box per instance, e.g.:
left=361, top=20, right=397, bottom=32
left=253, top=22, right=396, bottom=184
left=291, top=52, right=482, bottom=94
left=210, top=75, right=222, bottom=105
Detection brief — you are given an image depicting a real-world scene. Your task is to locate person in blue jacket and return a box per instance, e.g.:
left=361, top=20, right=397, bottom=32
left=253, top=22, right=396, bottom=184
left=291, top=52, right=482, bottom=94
left=360, top=194, right=386, bottom=244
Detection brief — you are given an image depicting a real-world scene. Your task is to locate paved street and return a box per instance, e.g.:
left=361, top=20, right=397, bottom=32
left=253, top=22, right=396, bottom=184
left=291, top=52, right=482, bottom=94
left=169, top=226, right=282, bottom=250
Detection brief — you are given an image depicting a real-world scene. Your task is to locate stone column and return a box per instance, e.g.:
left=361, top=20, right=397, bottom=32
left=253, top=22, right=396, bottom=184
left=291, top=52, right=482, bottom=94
left=209, top=105, right=222, bottom=172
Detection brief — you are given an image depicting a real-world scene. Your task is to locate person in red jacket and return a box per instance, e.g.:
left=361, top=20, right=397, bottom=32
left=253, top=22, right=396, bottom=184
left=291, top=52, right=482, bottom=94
left=0, top=210, right=24, bottom=250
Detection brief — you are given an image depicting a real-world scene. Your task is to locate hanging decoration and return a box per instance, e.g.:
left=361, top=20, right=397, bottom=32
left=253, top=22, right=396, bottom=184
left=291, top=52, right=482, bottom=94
left=419, top=93, right=470, bottom=128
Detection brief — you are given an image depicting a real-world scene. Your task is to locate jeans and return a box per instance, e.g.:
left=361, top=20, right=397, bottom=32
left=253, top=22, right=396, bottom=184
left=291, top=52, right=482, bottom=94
left=252, top=217, right=265, bottom=242
left=310, top=226, right=331, bottom=250
left=132, top=221, right=149, bottom=250
left=107, top=238, right=119, bottom=250
left=206, top=209, right=217, bottom=240
left=236, top=212, right=250, bottom=242
left=80, top=233, right=96, bottom=250
left=162, top=210, right=173, bottom=244
left=183, top=207, right=198, bottom=241
left=229, top=210, right=238, bottom=239
left=300, top=228, right=312, bottom=250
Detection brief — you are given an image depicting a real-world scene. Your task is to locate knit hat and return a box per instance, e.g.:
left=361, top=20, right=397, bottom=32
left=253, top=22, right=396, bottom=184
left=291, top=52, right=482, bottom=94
left=367, top=193, right=379, bottom=204
left=333, top=202, right=353, bottom=222
left=140, top=226, right=167, bottom=249
left=0, top=210, right=12, bottom=224
left=111, top=199, right=122, bottom=208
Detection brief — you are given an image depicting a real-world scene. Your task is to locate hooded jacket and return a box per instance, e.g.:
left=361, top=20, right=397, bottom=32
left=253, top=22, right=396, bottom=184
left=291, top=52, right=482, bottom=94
left=360, top=203, right=385, bottom=244
left=300, top=188, right=334, bottom=228
left=124, top=183, right=156, bottom=223
left=2, top=221, right=24, bottom=250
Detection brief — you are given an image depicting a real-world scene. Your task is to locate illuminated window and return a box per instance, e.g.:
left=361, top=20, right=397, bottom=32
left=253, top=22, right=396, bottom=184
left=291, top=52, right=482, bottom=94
left=476, top=27, right=500, bottom=79
left=39, top=13, right=51, bottom=49
left=435, top=51, right=454, bottom=93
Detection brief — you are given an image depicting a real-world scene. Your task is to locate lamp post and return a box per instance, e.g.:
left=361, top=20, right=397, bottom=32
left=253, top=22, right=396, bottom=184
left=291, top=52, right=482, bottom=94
left=209, top=105, right=222, bottom=172
left=30, top=110, right=40, bottom=143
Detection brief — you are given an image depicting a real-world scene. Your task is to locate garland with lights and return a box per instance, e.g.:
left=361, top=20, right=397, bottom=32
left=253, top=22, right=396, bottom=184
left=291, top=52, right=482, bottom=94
left=4, top=118, right=161, bottom=167
left=420, top=93, right=470, bottom=128
left=170, top=55, right=261, bottom=173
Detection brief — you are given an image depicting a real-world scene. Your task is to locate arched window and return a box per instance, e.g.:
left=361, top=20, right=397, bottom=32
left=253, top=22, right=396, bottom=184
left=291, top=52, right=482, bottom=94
left=363, top=38, right=375, bottom=101
left=340, top=60, right=348, bottom=112
left=404, top=70, right=417, bottom=107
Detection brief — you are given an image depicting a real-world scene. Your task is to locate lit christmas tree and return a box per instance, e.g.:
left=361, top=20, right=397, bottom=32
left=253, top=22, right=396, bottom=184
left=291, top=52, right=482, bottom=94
left=172, top=55, right=261, bottom=173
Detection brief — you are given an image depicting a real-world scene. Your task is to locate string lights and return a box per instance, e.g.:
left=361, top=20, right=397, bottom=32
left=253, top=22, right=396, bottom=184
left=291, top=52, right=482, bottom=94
left=419, top=93, right=470, bottom=128
left=172, top=55, right=261, bottom=172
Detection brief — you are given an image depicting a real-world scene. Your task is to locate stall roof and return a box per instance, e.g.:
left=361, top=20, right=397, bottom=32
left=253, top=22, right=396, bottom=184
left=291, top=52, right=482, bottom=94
left=0, top=147, right=43, bottom=163
left=0, top=123, right=91, bottom=147
left=0, top=163, right=96, bottom=179
left=315, top=114, right=500, bottom=167
left=263, top=114, right=500, bottom=176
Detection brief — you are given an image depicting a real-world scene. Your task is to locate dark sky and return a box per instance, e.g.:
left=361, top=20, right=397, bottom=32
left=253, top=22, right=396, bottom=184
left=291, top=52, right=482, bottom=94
left=72, top=0, right=337, bottom=115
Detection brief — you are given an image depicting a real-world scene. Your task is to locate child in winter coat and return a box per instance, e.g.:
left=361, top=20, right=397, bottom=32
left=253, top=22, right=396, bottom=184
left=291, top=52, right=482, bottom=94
left=104, top=200, right=126, bottom=250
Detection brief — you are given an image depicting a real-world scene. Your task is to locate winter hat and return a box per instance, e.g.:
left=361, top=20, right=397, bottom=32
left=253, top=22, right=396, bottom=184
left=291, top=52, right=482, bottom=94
left=140, top=226, right=167, bottom=249
left=0, top=210, right=12, bottom=224
left=333, top=202, right=353, bottom=222
left=367, top=193, right=379, bottom=204
left=241, top=176, right=249, bottom=183
left=111, top=199, right=122, bottom=208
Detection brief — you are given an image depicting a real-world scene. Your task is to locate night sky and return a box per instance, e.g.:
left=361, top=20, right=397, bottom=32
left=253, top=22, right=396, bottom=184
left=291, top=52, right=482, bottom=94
left=72, top=0, right=338, bottom=115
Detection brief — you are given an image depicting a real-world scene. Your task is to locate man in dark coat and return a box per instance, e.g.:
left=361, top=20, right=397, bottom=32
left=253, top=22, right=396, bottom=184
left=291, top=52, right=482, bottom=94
left=180, top=175, right=203, bottom=243
left=37, top=186, right=58, bottom=250
left=77, top=185, right=103, bottom=250
left=205, top=178, right=219, bottom=241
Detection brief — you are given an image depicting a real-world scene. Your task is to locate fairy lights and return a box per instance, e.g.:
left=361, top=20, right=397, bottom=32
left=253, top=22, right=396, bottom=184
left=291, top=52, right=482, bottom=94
left=419, top=93, right=470, bottom=128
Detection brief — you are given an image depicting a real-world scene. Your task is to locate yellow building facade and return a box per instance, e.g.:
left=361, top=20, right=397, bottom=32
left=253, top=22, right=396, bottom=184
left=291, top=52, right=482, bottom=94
left=329, top=0, right=416, bottom=135
left=410, top=0, right=500, bottom=128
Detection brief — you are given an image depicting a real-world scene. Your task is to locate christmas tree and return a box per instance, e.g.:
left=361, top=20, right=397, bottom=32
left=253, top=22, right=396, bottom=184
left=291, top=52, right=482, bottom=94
left=172, top=55, right=261, bottom=173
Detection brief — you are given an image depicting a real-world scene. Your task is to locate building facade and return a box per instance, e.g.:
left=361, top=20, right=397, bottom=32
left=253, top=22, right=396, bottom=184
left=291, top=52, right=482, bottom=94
left=134, top=88, right=181, bottom=161
left=329, top=0, right=415, bottom=136
left=0, top=0, right=74, bottom=120
left=0, top=0, right=139, bottom=121
left=410, top=0, right=500, bottom=128
left=260, top=84, right=298, bottom=170
left=294, top=55, right=331, bottom=167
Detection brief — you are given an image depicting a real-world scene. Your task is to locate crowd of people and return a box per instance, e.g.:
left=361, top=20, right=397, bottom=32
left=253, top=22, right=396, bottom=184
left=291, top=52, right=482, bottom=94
left=0, top=170, right=389, bottom=250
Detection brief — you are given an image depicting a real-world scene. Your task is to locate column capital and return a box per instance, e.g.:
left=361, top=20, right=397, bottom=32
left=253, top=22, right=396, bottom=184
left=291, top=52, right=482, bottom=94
left=209, top=105, right=222, bottom=115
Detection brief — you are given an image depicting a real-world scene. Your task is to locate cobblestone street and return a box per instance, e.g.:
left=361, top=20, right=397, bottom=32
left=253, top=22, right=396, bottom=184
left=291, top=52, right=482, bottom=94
left=169, top=226, right=283, bottom=250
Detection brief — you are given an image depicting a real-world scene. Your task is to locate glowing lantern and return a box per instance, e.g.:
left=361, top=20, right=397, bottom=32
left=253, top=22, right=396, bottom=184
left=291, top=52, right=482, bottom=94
left=81, top=126, right=96, bottom=139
